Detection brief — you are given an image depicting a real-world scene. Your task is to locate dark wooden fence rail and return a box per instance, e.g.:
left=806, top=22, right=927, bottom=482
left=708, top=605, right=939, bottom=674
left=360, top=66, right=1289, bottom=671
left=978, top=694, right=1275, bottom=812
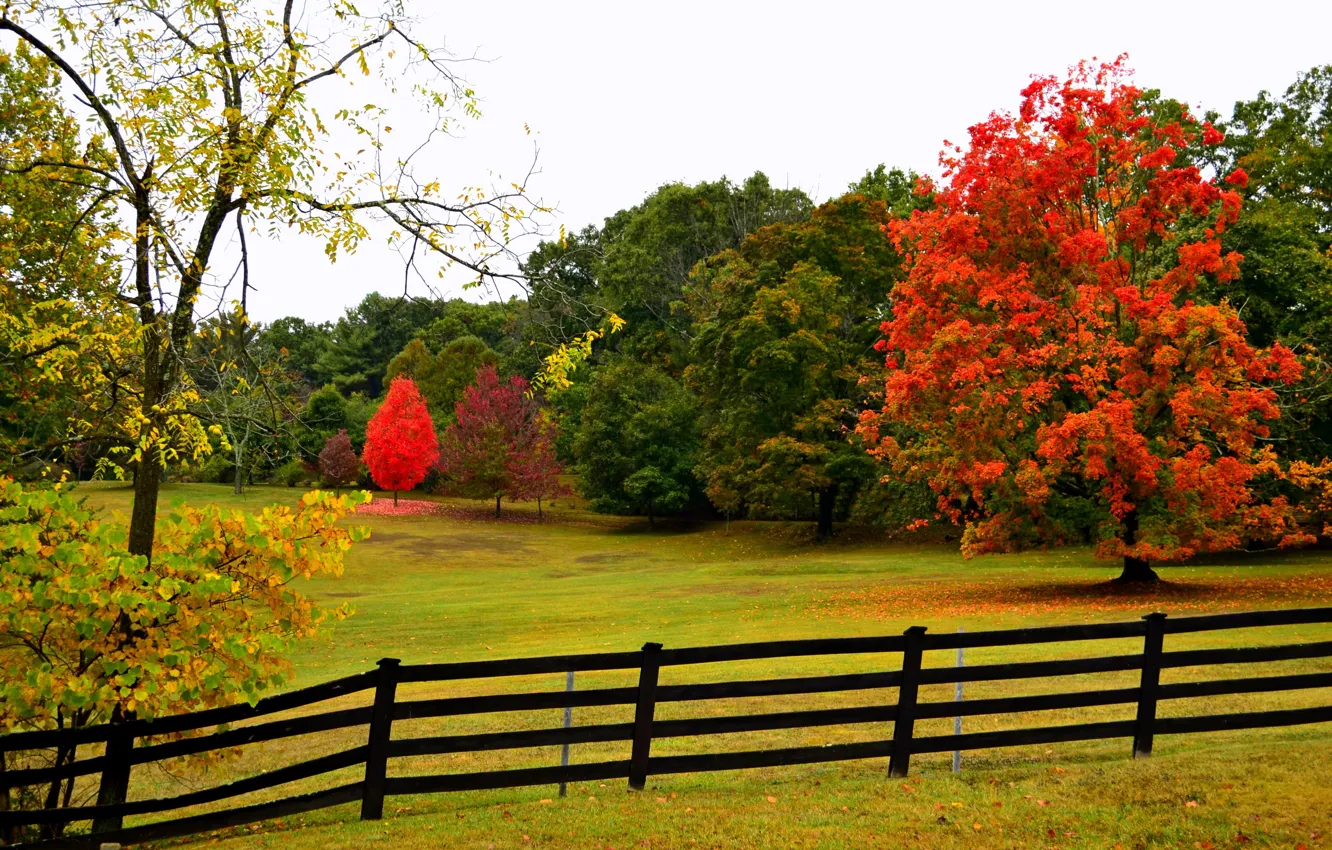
left=4, top=607, right=1332, bottom=848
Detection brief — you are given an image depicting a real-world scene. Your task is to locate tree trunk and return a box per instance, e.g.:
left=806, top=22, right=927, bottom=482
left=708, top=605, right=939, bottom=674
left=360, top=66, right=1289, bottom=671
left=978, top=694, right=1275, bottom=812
left=1116, top=555, right=1160, bottom=583
left=393, top=490, right=398, bottom=507
left=40, top=743, right=72, bottom=839
left=232, top=452, right=244, bottom=495
left=60, top=759, right=76, bottom=809
left=816, top=484, right=838, bottom=539
left=495, top=495, right=502, bottom=517
left=1114, top=508, right=1159, bottom=583
left=647, top=502, right=655, bottom=528
left=126, top=201, right=162, bottom=563
left=128, top=452, right=162, bottom=561
left=537, top=497, right=543, bottom=520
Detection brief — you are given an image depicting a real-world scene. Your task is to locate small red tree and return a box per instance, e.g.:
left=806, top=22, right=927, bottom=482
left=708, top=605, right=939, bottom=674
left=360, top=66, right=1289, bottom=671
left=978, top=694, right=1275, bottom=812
left=437, top=366, right=566, bottom=516
left=363, top=377, right=437, bottom=505
left=858, top=58, right=1308, bottom=583
left=318, top=429, right=361, bottom=490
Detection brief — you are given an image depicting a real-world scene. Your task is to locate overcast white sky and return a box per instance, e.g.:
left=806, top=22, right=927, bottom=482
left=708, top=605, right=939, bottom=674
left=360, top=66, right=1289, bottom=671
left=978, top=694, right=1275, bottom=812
left=237, top=0, right=1332, bottom=323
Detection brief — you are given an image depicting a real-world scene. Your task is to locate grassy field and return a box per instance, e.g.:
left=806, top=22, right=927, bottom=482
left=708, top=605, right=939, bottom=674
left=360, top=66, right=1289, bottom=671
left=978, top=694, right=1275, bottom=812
left=68, top=482, right=1332, bottom=849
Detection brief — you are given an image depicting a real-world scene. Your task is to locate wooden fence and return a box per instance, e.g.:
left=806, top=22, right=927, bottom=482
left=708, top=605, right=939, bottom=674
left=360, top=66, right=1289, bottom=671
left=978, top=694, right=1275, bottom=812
left=3, top=606, right=1332, bottom=848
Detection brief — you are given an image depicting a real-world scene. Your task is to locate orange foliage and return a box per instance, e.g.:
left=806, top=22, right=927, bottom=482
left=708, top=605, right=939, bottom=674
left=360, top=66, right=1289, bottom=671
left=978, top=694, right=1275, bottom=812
left=1288, top=460, right=1332, bottom=538
left=859, top=57, right=1306, bottom=566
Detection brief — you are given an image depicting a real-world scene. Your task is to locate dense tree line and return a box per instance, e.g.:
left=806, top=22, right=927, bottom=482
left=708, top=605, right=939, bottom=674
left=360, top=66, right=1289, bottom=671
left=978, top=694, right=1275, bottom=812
left=6, top=48, right=1331, bottom=581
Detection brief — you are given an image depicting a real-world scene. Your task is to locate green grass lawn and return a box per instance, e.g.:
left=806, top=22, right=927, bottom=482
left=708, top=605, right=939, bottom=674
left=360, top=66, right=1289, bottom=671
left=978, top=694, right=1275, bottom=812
left=68, top=482, right=1332, bottom=849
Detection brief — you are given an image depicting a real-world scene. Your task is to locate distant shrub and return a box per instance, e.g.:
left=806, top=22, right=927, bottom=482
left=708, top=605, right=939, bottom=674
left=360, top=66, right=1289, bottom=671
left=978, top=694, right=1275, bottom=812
left=272, top=458, right=310, bottom=488
left=200, top=452, right=235, bottom=484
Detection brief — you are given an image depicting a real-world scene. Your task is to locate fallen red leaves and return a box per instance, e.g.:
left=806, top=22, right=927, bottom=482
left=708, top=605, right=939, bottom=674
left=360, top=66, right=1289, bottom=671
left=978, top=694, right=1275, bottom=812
left=353, top=499, right=450, bottom=517
left=811, top=572, right=1332, bottom=620
left=352, top=498, right=558, bottom=524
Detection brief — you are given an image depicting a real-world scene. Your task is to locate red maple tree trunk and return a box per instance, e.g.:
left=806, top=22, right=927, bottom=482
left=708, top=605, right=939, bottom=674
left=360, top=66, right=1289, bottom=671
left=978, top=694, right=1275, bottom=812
left=1114, top=510, right=1160, bottom=583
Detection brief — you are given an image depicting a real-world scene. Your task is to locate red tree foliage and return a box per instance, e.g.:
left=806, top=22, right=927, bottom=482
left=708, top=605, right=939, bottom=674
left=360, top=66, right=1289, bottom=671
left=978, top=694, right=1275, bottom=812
left=509, top=412, right=566, bottom=519
left=363, top=377, right=437, bottom=505
left=437, top=365, right=568, bottom=517
left=858, top=58, right=1308, bottom=582
left=318, top=429, right=361, bottom=489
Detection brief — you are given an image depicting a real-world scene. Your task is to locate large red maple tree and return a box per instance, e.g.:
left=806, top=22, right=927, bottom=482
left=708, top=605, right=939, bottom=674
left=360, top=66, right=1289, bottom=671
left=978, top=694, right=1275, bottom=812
left=363, top=377, right=438, bottom=505
left=858, top=58, right=1309, bottom=582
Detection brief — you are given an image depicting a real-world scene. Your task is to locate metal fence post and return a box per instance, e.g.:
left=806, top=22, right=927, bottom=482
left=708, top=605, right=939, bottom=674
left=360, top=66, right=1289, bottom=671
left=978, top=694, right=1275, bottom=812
left=953, top=627, right=964, bottom=773
left=628, top=642, right=662, bottom=790
left=361, top=658, right=401, bottom=820
left=92, top=711, right=135, bottom=834
left=1133, top=613, right=1167, bottom=758
left=888, top=625, right=927, bottom=778
left=559, top=670, right=575, bottom=798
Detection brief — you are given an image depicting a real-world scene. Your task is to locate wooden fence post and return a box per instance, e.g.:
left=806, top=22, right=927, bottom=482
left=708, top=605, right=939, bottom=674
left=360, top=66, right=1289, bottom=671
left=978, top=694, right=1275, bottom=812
left=888, top=625, right=927, bottom=778
left=361, top=658, right=401, bottom=820
left=559, top=669, right=575, bottom=798
left=1, top=746, right=13, bottom=846
left=1133, top=613, right=1167, bottom=759
left=953, top=627, right=964, bottom=774
left=92, top=713, right=135, bottom=834
left=628, top=642, right=663, bottom=791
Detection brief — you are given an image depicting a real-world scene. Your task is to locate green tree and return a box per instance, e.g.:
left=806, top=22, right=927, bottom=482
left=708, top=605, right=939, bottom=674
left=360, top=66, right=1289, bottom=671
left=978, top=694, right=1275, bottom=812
left=601, top=172, right=812, bottom=369
left=435, top=336, right=502, bottom=419
left=299, top=384, right=351, bottom=453
left=0, top=44, right=130, bottom=477
left=385, top=339, right=443, bottom=404
left=574, top=360, right=702, bottom=524
left=314, top=295, right=448, bottom=397
left=520, top=174, right=813, bottom=379
left=1224, top=66, right=1332, bottom=232
left=685, top=192, right=903, bottom=537
left=1215, top=67, right=1332, bottom=460
left=522, top=225, right=604, bottom=346
left=420, top=298, right=517, bottom=350
left=261, top=317, right=333, bottom=388
left=846, top=164, right=934, bottom=217
left=343, top=393, right=381, bottom=459
left=386, top=335, right=499, bottom=425
left=191, top=311, right=297, bottom=494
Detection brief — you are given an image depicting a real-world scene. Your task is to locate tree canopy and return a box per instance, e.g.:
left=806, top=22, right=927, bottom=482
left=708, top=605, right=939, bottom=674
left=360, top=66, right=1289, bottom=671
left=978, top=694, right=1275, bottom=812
left=686, top=193, right=902, bottom=537
left=858, top=59, right=1311, bottom=581
left=574, top=360, right=702, bottom=524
